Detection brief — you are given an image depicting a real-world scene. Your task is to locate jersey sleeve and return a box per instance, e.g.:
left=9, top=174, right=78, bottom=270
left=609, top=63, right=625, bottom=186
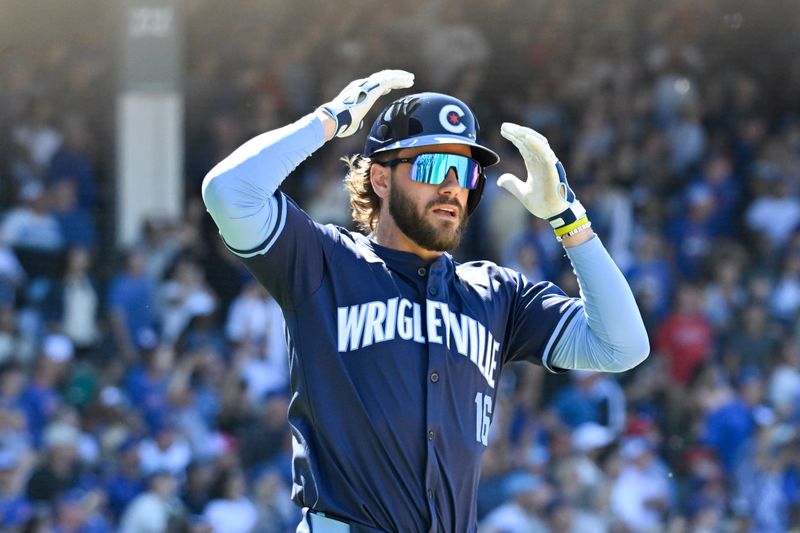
left=503, top=275, right=585, bottom=372
left=505, top=236, right=650, bottom=373
left=237, top=193, right=338, bottom=310
left=201, top=113, right=335, bottom=309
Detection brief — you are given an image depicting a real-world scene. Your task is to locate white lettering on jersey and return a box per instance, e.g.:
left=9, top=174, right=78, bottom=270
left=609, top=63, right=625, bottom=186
left=426, top=300, right=443, bottom=344
left=337, top=304, right=368, bottom=352
left=397, top=298, right=414, bottom=340
left=363, top=300, right=387, bottom=347
left=384, top=297, right=398, bottom=341
left=412, top=303, right=425, bottom=343
left=337, top=298, right=499, bottom=388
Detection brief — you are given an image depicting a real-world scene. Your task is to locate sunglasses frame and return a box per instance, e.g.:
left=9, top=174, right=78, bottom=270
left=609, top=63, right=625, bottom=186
left=379, top=153, right=484, bottom=190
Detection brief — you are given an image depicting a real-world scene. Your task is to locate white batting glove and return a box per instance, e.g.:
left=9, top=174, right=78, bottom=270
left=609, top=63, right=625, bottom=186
left=498, top=123, right=589, bottom=239
left=319, top=70, right=415, bottom=138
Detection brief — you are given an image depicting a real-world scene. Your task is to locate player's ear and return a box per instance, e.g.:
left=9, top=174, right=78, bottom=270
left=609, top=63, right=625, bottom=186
left=370, top=162, right=391, bottom=200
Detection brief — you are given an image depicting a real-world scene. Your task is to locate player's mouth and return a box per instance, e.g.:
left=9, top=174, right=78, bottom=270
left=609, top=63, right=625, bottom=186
left=431, top=204, right=460, bottom=220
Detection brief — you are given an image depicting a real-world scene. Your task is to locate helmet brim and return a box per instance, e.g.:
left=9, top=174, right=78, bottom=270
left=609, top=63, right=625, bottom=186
left=367, top=134, right=500, bottom=168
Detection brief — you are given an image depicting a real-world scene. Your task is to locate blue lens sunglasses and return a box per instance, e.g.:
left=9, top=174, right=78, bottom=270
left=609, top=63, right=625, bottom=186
left=380, top=153, right=483, bottom=190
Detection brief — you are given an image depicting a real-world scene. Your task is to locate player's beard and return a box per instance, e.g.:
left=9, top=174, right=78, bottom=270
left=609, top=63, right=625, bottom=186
left=388, top=179, right=468, bottom=252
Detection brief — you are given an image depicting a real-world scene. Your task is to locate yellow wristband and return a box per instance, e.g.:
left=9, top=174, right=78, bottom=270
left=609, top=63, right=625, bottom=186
left=553, top=216, right=590, bottom=237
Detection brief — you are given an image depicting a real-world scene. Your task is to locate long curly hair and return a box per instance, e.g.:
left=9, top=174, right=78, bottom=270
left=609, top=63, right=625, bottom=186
left=343, top=153, right=394, bottom=233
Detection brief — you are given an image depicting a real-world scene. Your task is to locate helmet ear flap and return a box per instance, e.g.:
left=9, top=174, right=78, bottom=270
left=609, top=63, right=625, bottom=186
left=466, top=174, right=486, bottom=215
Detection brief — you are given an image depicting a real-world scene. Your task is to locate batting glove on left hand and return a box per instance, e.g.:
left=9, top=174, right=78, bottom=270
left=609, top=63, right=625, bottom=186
left=319, top=70, right=415, bottom=138
left=498, top=123, right=588, bottom=238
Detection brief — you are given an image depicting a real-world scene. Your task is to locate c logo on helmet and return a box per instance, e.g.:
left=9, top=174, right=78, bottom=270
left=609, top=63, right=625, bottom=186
left=439, top=105, right=467, bottom=134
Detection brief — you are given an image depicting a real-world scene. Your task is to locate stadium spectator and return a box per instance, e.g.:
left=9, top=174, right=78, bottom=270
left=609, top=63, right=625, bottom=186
left=52, top=488, right=111, bottom=533
left=609, top=438, right=672, bottom=532
left=250, top=467, right=300, bottom=533
left=137, top=416, right=192, bottom=477
left=46, top=115, right=98, bottom=210
left=158, top=256, right=216, bottom=343
left=107, top=249, right=158, bottom=361
left=0, top=238, right=26, bottom=308
left=745, top=172, right=800, bottom=249
left=722, top=302, right=779, bottom=377
left=225, top=281, right=288, bottom=402
left=202, top=467, right=258, bottom=533
left=100, top=438, right=144, bottom=522
left=1, top=181, right=64, bottom=252
left=12, top=99, right=62, bottom=175
left=43, top=247, right=100, bottom=356
left=625, top=231, right=674, bottom=328
left=123, top=341, right=174, bottom=431
left=655, top=283, right=714, bottom=386
left=49, top=179, right=96, bottom=250
left=118, top=470, right=183, bottom=533
left=700, top=370, right=766, bottom=475
left=767, top=338, right=800, bottom=417
left=25, top=422, right=83, bottom=505
left=181, top=459, right=215, bottom=516
left=478, top=474, right=553, bottom=533
left=703, top=252, right=747, bottom=331
left=0, top=306, right=31, bottom=364
left=0, top=449, right=33, bottom=530
left=550, top=371, right=626, bottom=436
left=20, top=335, right=74, bottom=447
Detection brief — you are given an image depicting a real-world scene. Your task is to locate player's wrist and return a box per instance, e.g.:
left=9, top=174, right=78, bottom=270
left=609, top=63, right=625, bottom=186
left=318, top=103, right=354, bottom=138
left=315, top=108, right=338, bottom=141
left=558, top=222, right=593, bottom=246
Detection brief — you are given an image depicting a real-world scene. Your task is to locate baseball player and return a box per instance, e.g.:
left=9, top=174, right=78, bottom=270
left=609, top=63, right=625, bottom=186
left=202, top=70, right=649, bottom=532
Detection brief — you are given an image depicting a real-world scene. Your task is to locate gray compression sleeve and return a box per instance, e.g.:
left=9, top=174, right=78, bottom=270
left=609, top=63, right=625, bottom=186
left=201, top=113, right=326, bottom=255
left=548, top=236, right=650, bottom=372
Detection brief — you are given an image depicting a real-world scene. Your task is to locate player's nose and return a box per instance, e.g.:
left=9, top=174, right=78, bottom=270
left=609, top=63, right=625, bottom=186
left=439, top=168, right=461, bottom=195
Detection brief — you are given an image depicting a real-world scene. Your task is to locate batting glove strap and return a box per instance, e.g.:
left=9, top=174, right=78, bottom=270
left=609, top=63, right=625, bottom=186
left=549, top=200, right=589, bottom=235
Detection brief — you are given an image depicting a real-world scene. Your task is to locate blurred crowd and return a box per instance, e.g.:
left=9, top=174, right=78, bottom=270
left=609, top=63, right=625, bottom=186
left=2, top=0, right=800, bottom=531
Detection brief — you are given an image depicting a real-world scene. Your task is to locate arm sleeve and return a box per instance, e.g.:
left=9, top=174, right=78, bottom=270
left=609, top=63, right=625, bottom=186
left=548, top=235, right=650, bottom=372
left=201, top=113, right=326, bottom=255
left=201, top=114, right=336, bottom=309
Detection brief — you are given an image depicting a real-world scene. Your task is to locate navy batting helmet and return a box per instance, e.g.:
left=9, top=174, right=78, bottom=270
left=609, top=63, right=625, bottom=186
left=363, top=92, right=500, bottom=214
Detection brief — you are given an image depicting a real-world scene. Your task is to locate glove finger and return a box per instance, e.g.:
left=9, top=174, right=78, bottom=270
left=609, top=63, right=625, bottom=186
left=373, top=70, right=415, bottom=92
left=500, top=122, right=548, bottom=143
left=500, top=122, right=552, bottom=151
left=496, top=173, right=529, bottom=202
left=501, top=122, right=557, bottom=167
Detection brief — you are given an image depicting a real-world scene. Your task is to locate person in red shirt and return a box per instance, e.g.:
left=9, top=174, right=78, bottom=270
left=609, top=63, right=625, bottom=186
left=656, top=283, right=714, bottom=385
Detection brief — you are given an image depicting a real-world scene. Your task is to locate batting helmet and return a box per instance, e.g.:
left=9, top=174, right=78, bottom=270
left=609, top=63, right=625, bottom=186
left=363, top=92, right=500, bottom=214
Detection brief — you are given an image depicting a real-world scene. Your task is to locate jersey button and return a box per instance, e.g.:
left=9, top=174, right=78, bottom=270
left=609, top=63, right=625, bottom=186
left=428, top=489, right=433, bottom=499
left=417, top=267, right=426, bottom=277
left=430, top=372, right=439, bottom=383
left=428, top=430, right=435, bottom=441
left=428, top=287, right=437, bottom=296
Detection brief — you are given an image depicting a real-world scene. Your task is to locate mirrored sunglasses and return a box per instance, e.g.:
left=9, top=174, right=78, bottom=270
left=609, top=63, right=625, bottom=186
left=382, top=153, right=483, bottom=190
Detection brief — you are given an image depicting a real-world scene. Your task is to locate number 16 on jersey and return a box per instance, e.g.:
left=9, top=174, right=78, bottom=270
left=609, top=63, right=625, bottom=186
left=474, top=392, right=493, bottom=446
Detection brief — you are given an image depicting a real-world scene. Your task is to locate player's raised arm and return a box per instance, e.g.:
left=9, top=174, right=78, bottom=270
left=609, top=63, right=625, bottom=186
left=499, top=123, right=650, bottom=372
left=201, top=70, right=414, bottom=253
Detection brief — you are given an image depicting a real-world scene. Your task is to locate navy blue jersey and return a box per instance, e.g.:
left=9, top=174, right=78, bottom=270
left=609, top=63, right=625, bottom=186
left=202, top=112, right=648, bottom=533
left=235, top=191, right=579, bottom=532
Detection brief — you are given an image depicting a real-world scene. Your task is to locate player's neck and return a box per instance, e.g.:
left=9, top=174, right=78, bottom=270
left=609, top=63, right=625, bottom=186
left=372, top=216, right=444, bottom=263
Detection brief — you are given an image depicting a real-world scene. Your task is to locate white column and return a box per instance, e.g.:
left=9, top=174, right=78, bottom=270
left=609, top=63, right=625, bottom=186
left=116, top=92, right=183, bottom=244
left=116, top=0, right=184, bottom=246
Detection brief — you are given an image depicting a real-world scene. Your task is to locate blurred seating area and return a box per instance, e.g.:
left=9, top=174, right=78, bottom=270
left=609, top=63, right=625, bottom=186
left=2, top=0, right=800, bottom=531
